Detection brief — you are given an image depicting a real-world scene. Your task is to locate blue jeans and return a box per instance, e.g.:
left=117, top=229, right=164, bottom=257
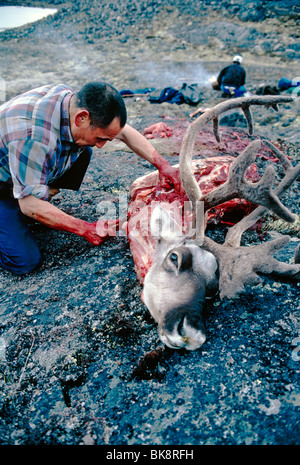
left=0, top=198, right=42, bottom=275
left=221, top=84, right=246, bottom=97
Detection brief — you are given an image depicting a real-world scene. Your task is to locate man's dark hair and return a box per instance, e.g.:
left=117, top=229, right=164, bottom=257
left=75, top=82, right=127, bottom=128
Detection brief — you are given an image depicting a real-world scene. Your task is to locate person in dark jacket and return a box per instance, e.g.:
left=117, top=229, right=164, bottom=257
left=212, top=55, right=246, bottom=97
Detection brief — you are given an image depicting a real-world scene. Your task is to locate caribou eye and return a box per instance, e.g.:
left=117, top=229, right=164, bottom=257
left=169, top=252, right=178, bottom=267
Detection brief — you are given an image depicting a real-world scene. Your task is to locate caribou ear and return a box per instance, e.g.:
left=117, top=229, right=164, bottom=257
left=150, top=205, right=183, bottom=240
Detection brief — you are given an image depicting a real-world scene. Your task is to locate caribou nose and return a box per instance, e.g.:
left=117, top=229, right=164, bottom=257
left=160, top=313, right=206, bottom=350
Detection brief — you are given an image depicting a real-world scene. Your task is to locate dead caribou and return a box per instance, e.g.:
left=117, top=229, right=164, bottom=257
left=128, top=95, right=300, bottom=350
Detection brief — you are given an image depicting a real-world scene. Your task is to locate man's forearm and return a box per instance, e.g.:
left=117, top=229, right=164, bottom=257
left=18, top=195, right=89, bottom=236
left=116, top=124, right=157, bottom=164
left=117, top=124, right=182, bottom=192
left=18, top=195, right=118, bottom=245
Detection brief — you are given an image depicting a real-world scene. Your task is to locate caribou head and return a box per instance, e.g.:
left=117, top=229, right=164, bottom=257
left=142, top=95, right=300, bottom=350
left=143, top=205, right=218, bottom=350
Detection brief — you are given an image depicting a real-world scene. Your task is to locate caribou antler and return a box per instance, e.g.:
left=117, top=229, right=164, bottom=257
left=201, top=139, right=297, bottom=222
left=179, top=95, right=300, bottom=299
left=180, top=95, right=295, bottom=205
left=203, top=235, right=299, bottom=299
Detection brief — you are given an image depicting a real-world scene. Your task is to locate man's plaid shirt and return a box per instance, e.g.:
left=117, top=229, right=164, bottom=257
left=0, top=84, right=84, bottom=200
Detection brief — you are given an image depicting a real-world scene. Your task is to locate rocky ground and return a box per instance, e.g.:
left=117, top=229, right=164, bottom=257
left=0, top=0, right=299, bottom=447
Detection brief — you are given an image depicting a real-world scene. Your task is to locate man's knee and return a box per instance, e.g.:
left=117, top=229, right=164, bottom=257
left=0, top=198, right=43, bottom=275
left=14, top=253, right=42, bottom=275
left=0, top=248, right=42, bottom=276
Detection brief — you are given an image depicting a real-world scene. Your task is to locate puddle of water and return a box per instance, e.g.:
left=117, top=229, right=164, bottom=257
left=0, top=6, right=57, bottom=32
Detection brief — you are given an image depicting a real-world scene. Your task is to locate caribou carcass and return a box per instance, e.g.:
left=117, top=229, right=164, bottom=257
left=127, top=95, right=300, bottom=350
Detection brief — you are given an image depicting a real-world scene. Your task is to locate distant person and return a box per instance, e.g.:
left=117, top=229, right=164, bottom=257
left=211, top=55, right=246, bottom=97
left=0, top=82, right=182, bottom=275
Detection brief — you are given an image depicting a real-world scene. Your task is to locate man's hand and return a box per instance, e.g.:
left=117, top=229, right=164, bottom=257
left=84, top=219, right=119, bottom=245
left=152, top=151, right=183, bottom=193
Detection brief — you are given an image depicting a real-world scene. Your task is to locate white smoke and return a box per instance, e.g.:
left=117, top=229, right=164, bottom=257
left=132, top=61, right=212, bottom=88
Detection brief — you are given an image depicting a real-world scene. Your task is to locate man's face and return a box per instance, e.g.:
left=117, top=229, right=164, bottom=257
left=72, top=114, right=122, bottom=149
